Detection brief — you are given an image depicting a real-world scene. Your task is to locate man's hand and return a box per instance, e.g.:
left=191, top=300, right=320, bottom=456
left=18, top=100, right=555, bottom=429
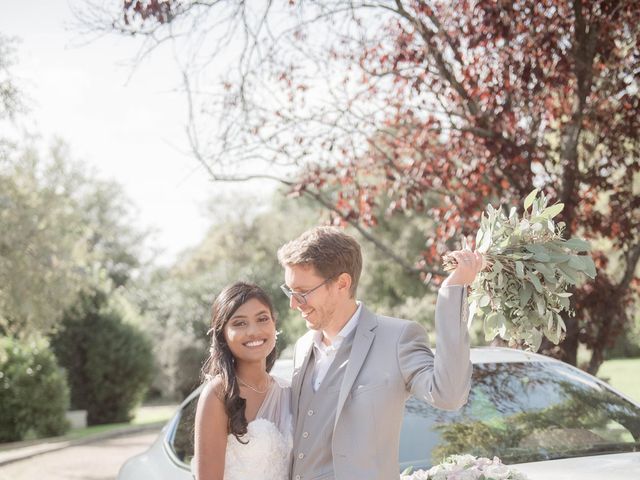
left=441, top=249, right=484, bottom=287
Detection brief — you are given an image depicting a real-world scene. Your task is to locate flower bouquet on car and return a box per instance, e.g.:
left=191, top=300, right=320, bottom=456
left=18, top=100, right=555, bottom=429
left=443, top=189, right=596, bottom=351
left=400, top=454, right=529, bottom=480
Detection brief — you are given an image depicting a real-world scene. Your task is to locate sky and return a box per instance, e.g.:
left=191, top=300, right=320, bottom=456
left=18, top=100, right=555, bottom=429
left=0, top=0, right=240, bottom=265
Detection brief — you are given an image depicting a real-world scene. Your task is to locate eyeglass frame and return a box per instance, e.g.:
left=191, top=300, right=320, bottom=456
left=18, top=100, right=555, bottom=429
left=280, top=274, right=339, bottom=305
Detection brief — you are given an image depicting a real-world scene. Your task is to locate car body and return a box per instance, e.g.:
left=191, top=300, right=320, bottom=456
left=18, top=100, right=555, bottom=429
left=118, top=348, right=640, bottom=479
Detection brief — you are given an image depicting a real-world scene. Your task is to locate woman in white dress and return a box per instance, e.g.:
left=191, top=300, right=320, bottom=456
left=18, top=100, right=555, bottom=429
left=193, top=282, right=292, bottom=480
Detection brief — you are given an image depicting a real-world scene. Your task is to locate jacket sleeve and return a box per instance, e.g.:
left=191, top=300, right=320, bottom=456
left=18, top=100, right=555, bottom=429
left=396, top=285, right=472, bottom=410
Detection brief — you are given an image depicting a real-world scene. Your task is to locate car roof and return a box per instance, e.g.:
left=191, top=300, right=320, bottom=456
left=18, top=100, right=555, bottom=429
left=469, top=347, right=557, bottom=364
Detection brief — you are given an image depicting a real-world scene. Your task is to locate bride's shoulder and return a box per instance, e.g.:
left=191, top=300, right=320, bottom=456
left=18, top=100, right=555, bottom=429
left=200, top=375, right=225, bottom=403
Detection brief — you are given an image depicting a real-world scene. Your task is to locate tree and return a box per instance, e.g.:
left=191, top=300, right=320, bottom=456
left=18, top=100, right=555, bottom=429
left=97, top=0, right=639, bottom=373
left=50, top=287, right=154, bottom=425
left=0, top=137, right=148, bottom=337
left=0, top=141, right=91, bottom=336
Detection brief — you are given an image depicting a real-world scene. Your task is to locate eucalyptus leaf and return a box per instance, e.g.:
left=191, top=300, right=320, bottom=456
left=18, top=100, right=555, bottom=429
left=519, top=284, right=533, bottom=307
left=563, top=238, right=591, bottom=252
left=557, top=263, right=579, bottom=285
left=527, top=272, right=543, bottom=293
left=535, top=295, right=546, bottom=316
left=524, top=189, right=539, bottom=210
left=479, top=295, right=491, bottom=308
left=540, top=203, right=564, bottom=218
left=515, top=261, right=525, bottom=279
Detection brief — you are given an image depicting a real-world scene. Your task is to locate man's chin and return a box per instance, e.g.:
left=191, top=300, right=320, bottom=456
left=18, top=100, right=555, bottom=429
left=305, top=319, right=320, bottom=330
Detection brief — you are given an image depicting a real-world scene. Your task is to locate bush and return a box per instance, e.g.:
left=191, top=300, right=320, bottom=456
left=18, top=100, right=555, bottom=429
left=0, top=337, right=70, bottom=442
left=51, top=289, right=154, bottom=425
left=606, top=311, right=640, bottom=359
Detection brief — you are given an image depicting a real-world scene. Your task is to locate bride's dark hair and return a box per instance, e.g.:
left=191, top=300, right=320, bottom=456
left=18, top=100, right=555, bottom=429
left=201, top=282, right=277, bottom=442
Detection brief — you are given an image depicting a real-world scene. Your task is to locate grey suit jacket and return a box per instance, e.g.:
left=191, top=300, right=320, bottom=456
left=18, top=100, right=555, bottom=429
left=291, top=285, right=472, bottom=480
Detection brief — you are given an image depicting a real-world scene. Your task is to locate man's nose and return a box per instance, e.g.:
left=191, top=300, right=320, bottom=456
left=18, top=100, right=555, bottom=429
left=289, top=295, right=300, bottom=309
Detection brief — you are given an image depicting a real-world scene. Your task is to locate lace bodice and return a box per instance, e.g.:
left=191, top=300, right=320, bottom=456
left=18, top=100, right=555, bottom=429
left=224, top=417, right=291, bottom=480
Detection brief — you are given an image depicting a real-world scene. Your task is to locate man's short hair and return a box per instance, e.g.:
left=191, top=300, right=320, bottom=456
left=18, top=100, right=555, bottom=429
left=277, top=226, right=362, bottom=298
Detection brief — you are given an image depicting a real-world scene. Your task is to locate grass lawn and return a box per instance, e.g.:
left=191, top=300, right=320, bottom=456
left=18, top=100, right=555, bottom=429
left=0, top=403, right=178, bottom=451
left=598, top=357, right=640, bottom=403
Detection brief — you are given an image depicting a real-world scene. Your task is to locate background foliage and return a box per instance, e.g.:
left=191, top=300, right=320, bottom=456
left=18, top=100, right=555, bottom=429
left=106, top=0, right=640, bottom=374
left=0, top=337, right=70, bottom=442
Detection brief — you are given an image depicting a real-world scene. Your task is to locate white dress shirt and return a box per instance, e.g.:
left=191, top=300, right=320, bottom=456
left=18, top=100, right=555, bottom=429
left=311, top=302, right=362, bottom=392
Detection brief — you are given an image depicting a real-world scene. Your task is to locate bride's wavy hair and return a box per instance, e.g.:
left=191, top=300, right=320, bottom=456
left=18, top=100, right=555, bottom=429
left=201, top=282, right=277, bottom=442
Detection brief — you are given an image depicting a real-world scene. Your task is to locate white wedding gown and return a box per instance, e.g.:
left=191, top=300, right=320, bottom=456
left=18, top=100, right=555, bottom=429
left=193, top=375, right=292, bottom=480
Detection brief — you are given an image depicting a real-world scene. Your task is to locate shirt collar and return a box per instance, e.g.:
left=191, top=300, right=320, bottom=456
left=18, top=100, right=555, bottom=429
left=313, top=302, right=362, bottom=352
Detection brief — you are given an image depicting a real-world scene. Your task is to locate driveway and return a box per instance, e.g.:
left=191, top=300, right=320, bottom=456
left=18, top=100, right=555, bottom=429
left=0, top=429, right=160, bottom=480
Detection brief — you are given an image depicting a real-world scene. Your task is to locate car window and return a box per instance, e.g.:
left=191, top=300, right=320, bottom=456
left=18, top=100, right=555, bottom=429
left=399, top=361, right=640, bottom=469
left=169, top=394, right=198, bottom=466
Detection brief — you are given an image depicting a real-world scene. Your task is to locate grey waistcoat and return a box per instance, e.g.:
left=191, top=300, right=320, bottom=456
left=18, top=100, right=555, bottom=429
left=291, top=332, right=355, bottom=480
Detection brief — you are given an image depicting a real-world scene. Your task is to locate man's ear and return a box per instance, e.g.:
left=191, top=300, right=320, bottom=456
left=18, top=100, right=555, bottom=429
left=336, top=272, right=352, bottom=295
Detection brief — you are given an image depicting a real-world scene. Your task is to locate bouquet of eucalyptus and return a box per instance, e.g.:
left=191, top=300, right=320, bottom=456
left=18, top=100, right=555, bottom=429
left=444, top=189, right=596, bottom=351
left=400, top=454, right=529, bottom=480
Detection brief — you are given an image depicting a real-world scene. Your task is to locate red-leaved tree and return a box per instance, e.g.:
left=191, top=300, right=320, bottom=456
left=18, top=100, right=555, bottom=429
left=100, top=0, right=639, bottom=373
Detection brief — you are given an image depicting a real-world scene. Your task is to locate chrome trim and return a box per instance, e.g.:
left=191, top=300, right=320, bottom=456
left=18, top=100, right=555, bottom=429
left=162, top=412, right=191, bottom=471
left=162, top=388, right=204, bottom=472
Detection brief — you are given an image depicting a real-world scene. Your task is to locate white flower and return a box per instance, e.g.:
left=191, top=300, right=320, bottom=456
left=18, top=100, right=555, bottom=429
left=400, top=455, right=529, bottom=480
left=483, top=464, right=513, bottom=479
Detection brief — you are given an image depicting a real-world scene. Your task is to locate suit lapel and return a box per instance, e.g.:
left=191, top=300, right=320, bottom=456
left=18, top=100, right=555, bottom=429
left=334, top=307, right=377, bottom=429
left=292, top=332, right=314, bottom=422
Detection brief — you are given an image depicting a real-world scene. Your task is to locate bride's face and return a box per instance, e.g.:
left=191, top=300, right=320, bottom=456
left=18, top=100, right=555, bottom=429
left=223, top=298, right=276, bottom=364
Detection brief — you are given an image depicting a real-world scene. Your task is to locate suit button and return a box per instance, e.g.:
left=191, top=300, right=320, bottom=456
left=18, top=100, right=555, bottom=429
left=295, top=476, right=301, bottom=480
left=298, top=453, right=304, bottom=459
left=303, top=431, right=309, bottom=438
left=307, top=409, right=314, bottom=416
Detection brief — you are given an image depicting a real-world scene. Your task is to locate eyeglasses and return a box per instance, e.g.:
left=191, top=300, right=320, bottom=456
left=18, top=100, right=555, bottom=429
left=280, top=275, right=337, bottom=305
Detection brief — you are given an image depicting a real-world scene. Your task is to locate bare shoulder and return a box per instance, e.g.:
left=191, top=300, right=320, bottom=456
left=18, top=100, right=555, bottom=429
left=197, top=375, right=226, bottom=415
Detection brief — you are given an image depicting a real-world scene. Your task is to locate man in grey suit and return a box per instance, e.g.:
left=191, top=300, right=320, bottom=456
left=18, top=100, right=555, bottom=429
left=278, top=226, right=483, bottom=480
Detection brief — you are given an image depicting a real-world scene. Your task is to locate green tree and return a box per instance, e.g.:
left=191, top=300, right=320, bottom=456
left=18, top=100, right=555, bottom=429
left=0, top=138, right=148, bottom=338
left=0, top=337, right=70, bottom=442
left=0, top=141, right=90, bottom=337
left=51, top=287, right=154, bottom=425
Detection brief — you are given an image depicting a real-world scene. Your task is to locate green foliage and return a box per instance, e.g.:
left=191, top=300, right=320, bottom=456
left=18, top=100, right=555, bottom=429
left=463, top=190, right=596, bottom=351
left=0, top=142, right=90, bottom=336
left=0, top=139, right=147, bottom=338
left=355, top=211, right=433, bottom=312
left=0, top=337, right=70, bottom=442
left=51, top=288, right=154, bottom=425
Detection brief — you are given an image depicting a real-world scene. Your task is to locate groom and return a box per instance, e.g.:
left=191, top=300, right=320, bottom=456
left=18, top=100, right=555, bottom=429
left=278, top=226, right=483, bottom=480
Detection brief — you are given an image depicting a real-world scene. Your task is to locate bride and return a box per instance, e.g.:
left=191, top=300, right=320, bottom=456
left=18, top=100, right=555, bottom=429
left=193, top=282, right=292, bottom=480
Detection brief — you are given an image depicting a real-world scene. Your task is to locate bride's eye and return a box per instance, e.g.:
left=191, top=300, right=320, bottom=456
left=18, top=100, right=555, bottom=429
left=258, top=316, right=271, bottom=322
